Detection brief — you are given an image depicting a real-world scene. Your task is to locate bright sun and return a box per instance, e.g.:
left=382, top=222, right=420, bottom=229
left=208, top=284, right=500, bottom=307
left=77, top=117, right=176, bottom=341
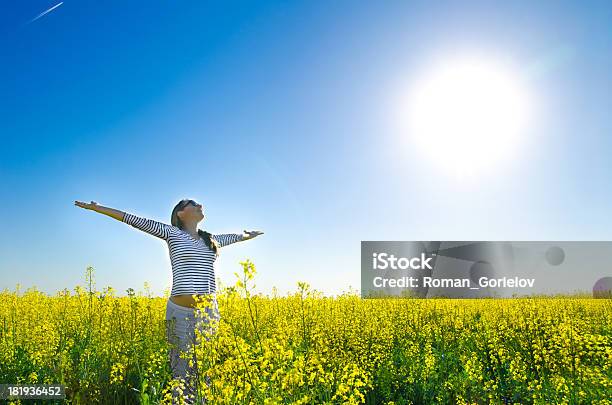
left=404, top=57, right=531, bottom=177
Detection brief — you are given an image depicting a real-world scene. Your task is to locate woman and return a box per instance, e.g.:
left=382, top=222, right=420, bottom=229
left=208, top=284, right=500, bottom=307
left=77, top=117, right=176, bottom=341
left=74, top=199, right=263, bottom=404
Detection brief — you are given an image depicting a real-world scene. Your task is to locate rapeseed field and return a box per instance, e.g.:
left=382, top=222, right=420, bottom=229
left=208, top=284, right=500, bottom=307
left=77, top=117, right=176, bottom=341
left=1, top=261, right=610, bottom=404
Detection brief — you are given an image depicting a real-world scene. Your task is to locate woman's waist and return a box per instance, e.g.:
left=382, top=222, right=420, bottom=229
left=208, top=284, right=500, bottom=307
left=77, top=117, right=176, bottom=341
left=170, top=293, right=216, bottom=309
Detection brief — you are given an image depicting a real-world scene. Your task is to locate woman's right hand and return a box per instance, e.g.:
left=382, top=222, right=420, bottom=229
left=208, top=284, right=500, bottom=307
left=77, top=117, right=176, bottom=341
left=74, top=200, right=99, bottom=211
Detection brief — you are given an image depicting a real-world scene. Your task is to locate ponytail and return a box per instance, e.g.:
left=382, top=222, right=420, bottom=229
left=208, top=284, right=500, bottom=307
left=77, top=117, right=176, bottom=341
left=198, top=229, right=220, bottom=257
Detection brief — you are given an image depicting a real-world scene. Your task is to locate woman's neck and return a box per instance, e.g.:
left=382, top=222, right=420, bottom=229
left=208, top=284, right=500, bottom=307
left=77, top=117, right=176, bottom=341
left=182, top=223, right=199, bottom=237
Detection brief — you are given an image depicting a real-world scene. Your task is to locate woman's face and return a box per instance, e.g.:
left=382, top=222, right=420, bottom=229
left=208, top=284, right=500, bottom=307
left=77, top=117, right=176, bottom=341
left=177, top=200, right=205, bottom=223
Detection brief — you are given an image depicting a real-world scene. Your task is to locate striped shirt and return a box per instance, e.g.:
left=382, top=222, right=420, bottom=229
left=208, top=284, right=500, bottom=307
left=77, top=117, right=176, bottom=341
left=122, top=212, right=243, bottom=296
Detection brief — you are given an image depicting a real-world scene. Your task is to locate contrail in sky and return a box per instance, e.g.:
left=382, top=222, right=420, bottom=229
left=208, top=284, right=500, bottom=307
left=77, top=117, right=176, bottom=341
left=29, top=2, right=63, bottom=23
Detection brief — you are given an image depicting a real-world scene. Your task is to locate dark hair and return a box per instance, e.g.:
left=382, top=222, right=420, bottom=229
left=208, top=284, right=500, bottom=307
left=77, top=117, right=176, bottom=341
left=170, top=199, right=220, bottom=257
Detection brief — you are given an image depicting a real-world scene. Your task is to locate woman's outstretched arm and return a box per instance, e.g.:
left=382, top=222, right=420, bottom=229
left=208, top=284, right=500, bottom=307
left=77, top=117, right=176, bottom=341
left=75, top=200, right=125, bottom=221
left=212, top=230, right=264, bottom=248
left=74, top=200, right=175, bottom=240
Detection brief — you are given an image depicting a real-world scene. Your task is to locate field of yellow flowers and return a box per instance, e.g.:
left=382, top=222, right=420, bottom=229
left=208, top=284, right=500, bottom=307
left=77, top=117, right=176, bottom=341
left=1, top=260, right=610, bottom=404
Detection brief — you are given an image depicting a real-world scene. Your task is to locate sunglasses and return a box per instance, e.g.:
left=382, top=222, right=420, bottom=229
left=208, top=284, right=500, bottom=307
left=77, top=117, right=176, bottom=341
left=179, top=199, right=199, bottom=210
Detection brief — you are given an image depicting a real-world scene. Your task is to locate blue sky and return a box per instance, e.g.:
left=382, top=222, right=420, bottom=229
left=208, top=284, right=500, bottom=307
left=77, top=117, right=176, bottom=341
left=1, top=0, right=611, bottom=297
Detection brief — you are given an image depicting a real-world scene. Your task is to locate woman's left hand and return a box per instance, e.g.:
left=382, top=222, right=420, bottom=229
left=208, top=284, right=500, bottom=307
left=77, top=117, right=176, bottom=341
left=243, top=230, right=264, bottom=240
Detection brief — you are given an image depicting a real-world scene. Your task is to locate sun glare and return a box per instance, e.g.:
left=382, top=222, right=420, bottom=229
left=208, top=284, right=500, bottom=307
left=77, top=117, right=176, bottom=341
left=403, top=57, right=531, bottom=177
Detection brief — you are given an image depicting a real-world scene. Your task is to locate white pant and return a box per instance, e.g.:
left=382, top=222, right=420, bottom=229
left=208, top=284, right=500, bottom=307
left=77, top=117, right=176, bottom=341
left=165, top=297, right=220, bottom=405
